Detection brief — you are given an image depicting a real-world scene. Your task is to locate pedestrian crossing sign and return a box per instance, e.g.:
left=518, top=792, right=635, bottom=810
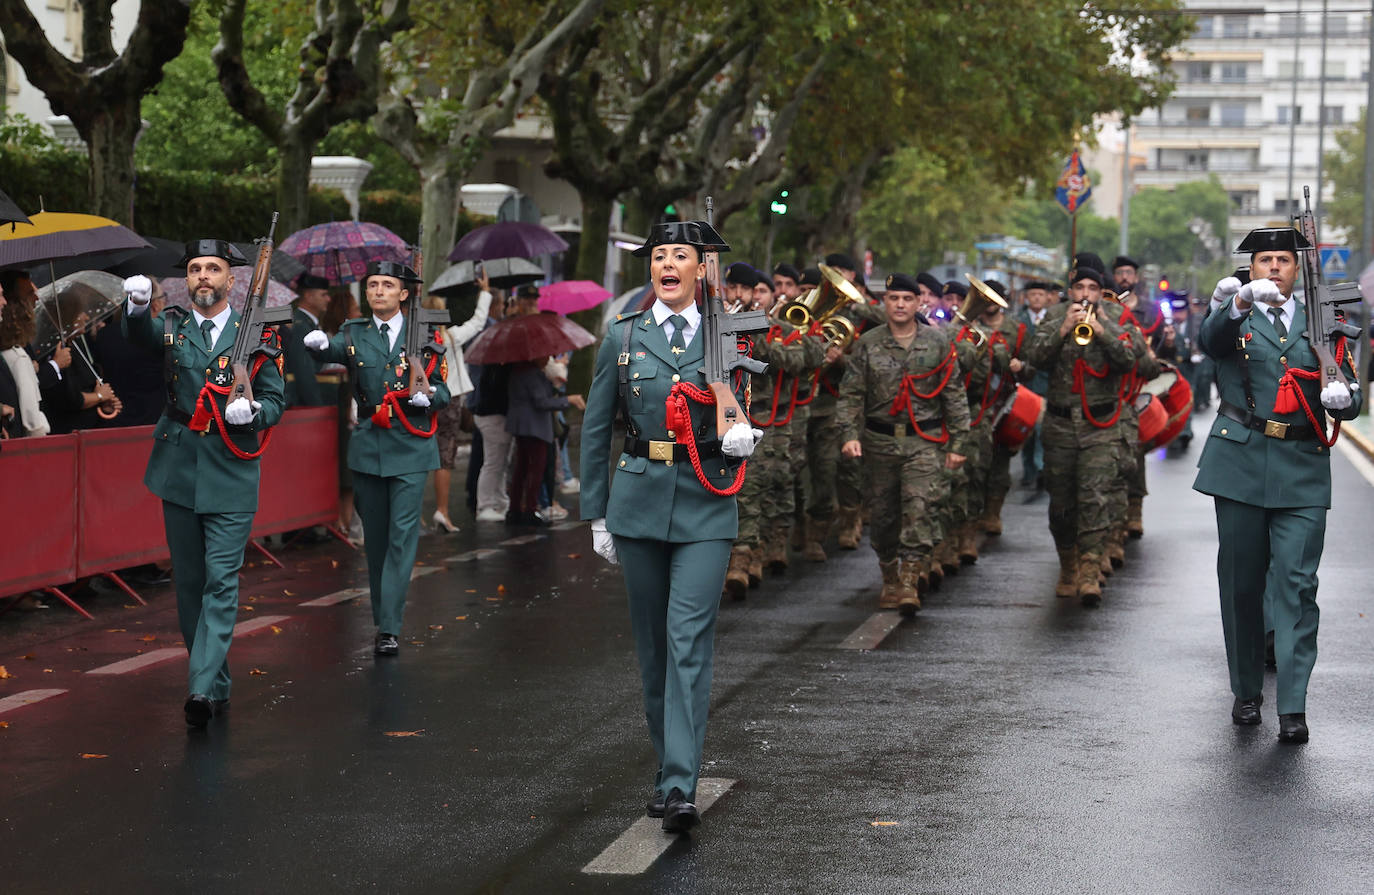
left=1320, top=246, right=1350, bottom=280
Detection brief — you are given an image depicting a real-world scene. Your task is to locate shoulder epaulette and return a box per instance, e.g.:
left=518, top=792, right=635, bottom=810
left=163, top=305, right=188, bottom=319
left=613, top=308, right=647, bottom=324
left=342, top=317, right=369, bottom=327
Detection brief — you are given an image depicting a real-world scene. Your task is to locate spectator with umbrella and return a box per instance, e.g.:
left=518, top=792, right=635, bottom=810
left=0, top=282, right=47, bottom=436
left=0, top=285, right=21, bottom=439
left=430, top=267, right=494, bottom=533
left=505, top=348, right=585, bottom=526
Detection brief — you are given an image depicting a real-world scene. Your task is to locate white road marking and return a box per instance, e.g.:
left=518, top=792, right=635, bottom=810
left=837, top=613, right=905, bottom=650
left=0, top=689, right=68, bottom=715
left=234, top=614, right=292, bottom=636
left=87, top=648, right=183, bottom=676
left=551, top=521, right=584, bottom=531
left=445, top=548, right=504, bottom=562
left=411, top=566, right=440, bottom=580
left=300, top=587, right=366, bottom=607
left=582, top=778, right=737, bottom=875
left=1335, top=434, right=1374, bottom=488
left=497, top=534, right=547, bottom=547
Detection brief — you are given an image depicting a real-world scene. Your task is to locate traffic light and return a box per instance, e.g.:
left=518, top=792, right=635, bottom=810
left=1158, top=277, right=1170, bottom=293
left=770, top=188, right=789, bottom=215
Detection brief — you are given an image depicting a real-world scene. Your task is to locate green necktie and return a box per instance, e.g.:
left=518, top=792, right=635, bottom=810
left=200, top=319, right=215, bottom=350
left=379, top=321, right=390, bottom=348
left=1269, top=307, right=1287, bottom=340
left=668, top=314, right=687, bottom=354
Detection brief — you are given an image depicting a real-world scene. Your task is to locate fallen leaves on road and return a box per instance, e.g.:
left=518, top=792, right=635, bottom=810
left=497, top=584, right=507, bottom=594
left=106, top=629, right=126, bottom=633
left=270, top=625, right=283, bottom=635
left=330, top=560, right=339, bottom=569
left=79, top=753, right=108, bottom=759
left=249, top=668, right=266, bottom=676
left=384, top=730, right=424, bottom=737
left=283, top=590, right=296, bottom=597
left=870, top=821, right=899, bottom=827
left=241, top=605, right=256, bottom=612
left=22, top=653, right=34, bottom=661
left=428, top=625, right=443, bottom=631
left=465, top=589, right=477, bottom=594
left=43, top=669, right=53, bottom=674
left=0, top=666, right=12, bottom=679
left=567, top=553, right=582, bottom=560
left=139, top=635, right=157, bottom=642
left=454, top=616, right=468, bottom=621
left=485, top=597, right=502, bottom=602
left=0, top=721, right=9, bottom=729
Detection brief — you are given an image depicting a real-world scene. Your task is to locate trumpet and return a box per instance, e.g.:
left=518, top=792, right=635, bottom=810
left=955, top=273, right=1009, bottom=346
left=779, top=263, right=862, bottom=348
left=1071, top=289, right=1121, bottom=345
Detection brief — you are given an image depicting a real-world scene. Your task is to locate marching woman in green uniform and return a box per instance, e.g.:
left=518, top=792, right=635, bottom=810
left=581, top=220, right=761, bottom=834
left=122, top=241, right=286, bottom=728
left=1194, top=227, right=1361, bottom=743
left=304, top=262, right=450, bottom=656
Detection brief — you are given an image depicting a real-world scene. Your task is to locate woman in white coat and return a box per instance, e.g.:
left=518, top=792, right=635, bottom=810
left=430, top=269, right=493, bottom=531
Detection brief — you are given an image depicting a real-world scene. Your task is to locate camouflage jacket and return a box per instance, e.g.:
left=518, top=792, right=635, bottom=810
left=1024, top=299, right=1137, bottom=410
left=747, top=320, right=827, bottom=427
left=955, top=322, right=1011, bottom=423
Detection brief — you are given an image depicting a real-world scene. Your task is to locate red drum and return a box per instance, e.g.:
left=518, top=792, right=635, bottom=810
left=1137, top=365, right=1193, bottom=449
left=1135, top=393, right=1168, bottom=447
left=993, top=385, right=1044, bottom=451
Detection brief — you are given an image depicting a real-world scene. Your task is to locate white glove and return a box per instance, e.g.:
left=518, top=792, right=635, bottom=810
left=224, top=397, right=259, bottom=425
left=1321, top=381, right=1352, bottom=411
left=303, top=329, right=329, bottom=351
left=1238, top=278, right=1281, bottom=307
left=721, top=423, right=765, bottom=459
left=590, top=518, right=618, bottom=565
left=124, top=275, right=152, bottom=304
left=409, top=390, right=431, bottom=408
left=1210, top=276, right=1241, bottom=311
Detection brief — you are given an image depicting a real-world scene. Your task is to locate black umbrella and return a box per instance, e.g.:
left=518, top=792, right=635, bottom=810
left=429, top=257, right=545, bottom=297
left=0, top=187, right=31, bottom=228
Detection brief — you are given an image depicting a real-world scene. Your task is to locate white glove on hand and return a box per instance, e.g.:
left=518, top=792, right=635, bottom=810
left=1321, top=381, right=1352, bottom=411
left=303, top=329, right=329, bottom=351
left=409, top=390, right=431, bottom=408
left=224, top=397, right=259, bottom=425
left=1210, top=276, right=1241, bottom=311
left=590, top=518, right=618, bottom=565
left=721, top=423, right=764, bottom=459
left=124, top=274, right=152, bottom=304
left=1238, top=278, right=1281, bottom=307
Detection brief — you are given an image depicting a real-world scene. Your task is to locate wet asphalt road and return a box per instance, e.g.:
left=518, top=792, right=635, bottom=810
left=4, top=408, right=1374, bottom=893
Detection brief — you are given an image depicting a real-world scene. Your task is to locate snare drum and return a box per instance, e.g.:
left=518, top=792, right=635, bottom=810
left=1138, top=365, right=1194, bottom=449
left=1135, top=393, right=1167, bottom=446
left=993, top=385, right=1043, bottom=452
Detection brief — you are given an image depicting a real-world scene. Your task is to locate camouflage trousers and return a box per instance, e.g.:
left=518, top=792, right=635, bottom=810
left=962, top=417, right=996, bottom=522
left=862, top=435, right=946, bottom=564
left=988, top=441, right=1015, bottom=505
left=803, top=409, right=840, bottom=521
left=1041, top=413, right=1121, bottom=556
left=737, top=416, right=799, bottom=550
left=1111, top=407, right=1142, bottom=527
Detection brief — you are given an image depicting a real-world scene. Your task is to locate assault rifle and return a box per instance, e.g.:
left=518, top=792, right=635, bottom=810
left=222, top=212, right=290, bottom=404
left=403, top=224, right=449, bottom=398
left=701, top=196, right=768, bottom=436
left=1295, top=186, right=1363, bottom=390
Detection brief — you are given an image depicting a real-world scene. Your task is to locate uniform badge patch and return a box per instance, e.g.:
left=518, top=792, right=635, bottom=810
left=635, top=351, right=646, bottom=359
left=218, top=357, right=228, bottom=368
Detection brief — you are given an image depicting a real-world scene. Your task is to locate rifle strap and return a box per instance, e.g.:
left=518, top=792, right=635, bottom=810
left=616, top=321, right=640, bottom=438
left=160, top=307, right=188, bottom=410
left=343, top=325, right=373, bottom=419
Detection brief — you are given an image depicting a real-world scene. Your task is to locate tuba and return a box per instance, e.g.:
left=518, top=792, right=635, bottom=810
left=955, top=273, right=1009, bottom=346
left=779, top=263, right=864, bottom=348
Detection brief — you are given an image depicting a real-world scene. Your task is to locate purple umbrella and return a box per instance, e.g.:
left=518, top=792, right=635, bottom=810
left=279, top=221, right=410, bottom=285
left=161, top=267, right=297, bottom=314
left=448, top=221, right=569, bottom=262
left=537, top=280, right=611, bottom=315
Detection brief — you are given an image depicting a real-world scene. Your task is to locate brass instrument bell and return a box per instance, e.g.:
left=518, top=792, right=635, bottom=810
left=779, top=263, right=863, bottom=348
left=954, top=273, right=1009, bottom=346
left=1071, top=288, right=1119, bottom=346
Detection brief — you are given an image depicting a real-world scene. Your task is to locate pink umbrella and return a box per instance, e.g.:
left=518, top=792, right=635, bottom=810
left=161, top=267, right=297, bottom=314
left=537, top=280, right=612, bottom=315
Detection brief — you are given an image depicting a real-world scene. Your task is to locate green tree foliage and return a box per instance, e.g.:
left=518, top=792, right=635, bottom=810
left=1325, top=111, right=1367, bottom=253
left=1004, top=195, right=1118, bottom=261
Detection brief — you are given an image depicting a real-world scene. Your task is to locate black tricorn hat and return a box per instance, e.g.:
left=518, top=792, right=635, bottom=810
left=885, top=273, right=921, bottom=295
left=799, top=266, right=823, bottom=288
left=631, top=220, right=730, bottom=257
left=178, top=239, right=249, bottom=267
left=1235, top=227, right=1312, bottom=255
left=1111, top=255, right=1139, bottom=271
left=1070, top=267, right=1105, bottom=287
left=365, top=260, right=421, bottom=282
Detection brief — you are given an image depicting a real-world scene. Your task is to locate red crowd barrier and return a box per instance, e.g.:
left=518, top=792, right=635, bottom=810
left=1, top=408, right=340, bottom=606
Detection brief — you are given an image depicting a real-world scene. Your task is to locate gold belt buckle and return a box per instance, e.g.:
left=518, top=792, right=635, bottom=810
left=648, top=440, right=675, bottom=461
left=1264, top=419, right=1289, bottom=439
left=894, top=423, right=907, bottom=439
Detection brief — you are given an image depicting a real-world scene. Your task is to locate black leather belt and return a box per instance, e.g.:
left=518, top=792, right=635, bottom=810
left=1046, top=401, right=1117, bottom=420
left=164, top=405, right=254, bottom=435
left=866, top=418, right=942, bottom=437
left=623, top=435, right=722, bottom=462
left=1218, top=400, right=1316, bottom=441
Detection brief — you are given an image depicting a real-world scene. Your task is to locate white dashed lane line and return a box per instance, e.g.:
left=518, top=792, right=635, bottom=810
left=837, top=612, right=905, bottom=650
left=581, top=778, right=737, bottom=875
left=0, top=689, right=69, bottom=716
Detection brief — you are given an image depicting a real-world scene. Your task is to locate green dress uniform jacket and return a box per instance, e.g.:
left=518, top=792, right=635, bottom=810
left=283, top=307, right=327, bottom=407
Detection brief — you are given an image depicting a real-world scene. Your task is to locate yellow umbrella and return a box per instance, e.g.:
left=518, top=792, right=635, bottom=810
left=0, top=211, right=150, bottom=270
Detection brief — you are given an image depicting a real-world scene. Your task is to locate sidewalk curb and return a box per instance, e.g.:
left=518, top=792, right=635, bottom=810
left=1341, top=420, right=1374, bottom=463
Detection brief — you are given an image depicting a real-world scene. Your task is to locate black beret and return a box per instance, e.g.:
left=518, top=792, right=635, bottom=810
left=1023, top=280, right=1054, bottom=291
left=772, top=263, right=801, bottom=282
left=1235, top=227, right=1311, bottom=255
left=1072, top=252, right=1107, bottom=274
left=632, top=220, right=730, bottom=257
left=982, top=279, right=1010, bottom=300
left=916, top=272, right=944, bottom=295
left=885, top=273, right=921, bottom=295
left=514, top=283, right=541, bottom=300
left=1111, top=255, right=1139, bottom=271
left=296, top=274, right=331, bottom=291
left=178, top=239, right=249, bottom=267
left=824, top=252, right=857, bottom=270
left=1070, top=267, right=1104, bottom=287
left=365, top=260, right=420, bottom=282
left=942, top=281, right=968, bottom=298
left=725, top=262, right=759, bottom=287
left=799, top=267, right=823, bottom=288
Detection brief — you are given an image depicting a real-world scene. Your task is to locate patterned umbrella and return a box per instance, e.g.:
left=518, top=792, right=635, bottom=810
left=278, top=221, right=410, bottom=285
left=160, top=266, right=297, bottom=314
left=0, top=187, right=31, bottom=228
left=448, top=221, right=569, bottom=262
left=537, top=280, right=611, bottom=315
left=464, top=312, right=595, bottom=365
left=0, top=211, right=150, bottom=269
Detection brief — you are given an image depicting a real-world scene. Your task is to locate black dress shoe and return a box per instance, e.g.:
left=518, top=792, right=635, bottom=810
left=374, top=633, right=399, bottom=656
left=1231, top=695, right=1262, bottom=725
left=661, top=787, right=700, bottom=834
left=184, top=694, right=214, bottom=728
left=647, top=793, right=666, bottom=818
left=1278, top=713, right=1309, bottom=743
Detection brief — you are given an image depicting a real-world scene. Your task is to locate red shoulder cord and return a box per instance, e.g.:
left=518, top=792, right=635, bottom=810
left=1274, top=336, right=1347, bottom=447
left=1070, top=331, right=1136, bottom=430
left=187, top=329, right=279, bottom=460
left=662, top=337, right=753, bottom=497
left=791, top=321, right=831, bottom=408
left=958, top=327, right=998, bottom=426
left=887, top=342, right=958, bottom=444
left=747, top=325, right=808, bottom=427
left=370, top=351, right=440, bottom=437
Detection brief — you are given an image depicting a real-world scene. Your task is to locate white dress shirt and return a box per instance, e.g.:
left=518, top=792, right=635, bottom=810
left=191, top=305, right=233, bottom=349
left=375, top=311, right=403, bottom=352
left=651, top=299, right=701, bottom=347
left=1231, top=294, right=1295, bottom=335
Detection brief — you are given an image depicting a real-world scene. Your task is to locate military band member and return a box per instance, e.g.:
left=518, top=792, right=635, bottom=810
left=581, top=220, right=760, bottom=833
left=837, top=273, right=969, bottom=614
left=304, top=261, right=450, bottom=656
left=1024, top=266, right=1135, bottom=605
left=122, top=240, right=286, bottom=727
left=1194, top=227, right=1361, bottom=743
left=1112, top=256, right=1161, bottom=539
left=950, top=281, right=1010, bottom=564
left=1014, top=281, right=1054, bottom=488
left=772, top=263, right=803, bottom=302
left=981, top=283, right=1029, bottom=535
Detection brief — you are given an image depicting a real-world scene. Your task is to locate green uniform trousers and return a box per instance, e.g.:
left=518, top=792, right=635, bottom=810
left=962, top=419, right=994, bottom=521
left=162, top=502, right=255, bottom=701
left=863, top=438, right=944, bottom=564
left=737, top=418, right=796, bottom=550
left=1042, top=415, right=1119, bottom=555
left=1214, top=497, right=1325, bottom=714
left=988, top=442, right=1015, bottom=505
left=804, top=409, right=841, bottom=521
left=353, top=469, right=427, bottom=635
left=614, top=536, right=732, bottom=802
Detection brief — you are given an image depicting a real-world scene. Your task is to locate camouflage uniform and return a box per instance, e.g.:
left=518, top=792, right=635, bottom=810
left=1121, top=299, right=1166, bottom=538
left=955, top=325, right=1010, bottom=561
left=1108, top=306, right=1161, bottom=568
left=984, top=313, right=1031, bottom=532
left=1023, top=299, right=1136, bottom=602
left=837, top=322, right=969, bottom=611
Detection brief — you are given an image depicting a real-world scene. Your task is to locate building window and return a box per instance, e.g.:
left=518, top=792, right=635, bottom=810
left=1185, top=152, right=1210, bottom=171
left=1186, top=106, right=1210, bottom=123
left=1327, top=16, right=1348, bottom=35
left=1324, top=60, right=1346, bottom=80
left=1275, top=198, right=1299, bottom=215
left=1187, top=62, right=1212, bottom=81
left=1278, top=60, right=1305, bottom=79
left=1220, top=104, right=1246, bottom=126
left=1230, top=192, right=1259, bottom=215
left=1223, top=15, right=1248, bottom=38
left=1195, top=16, right=1214, bottom=38
left=1322, top=106, right=1344, bottom=124
left=1277, top=105, right=1303, bottom=124
left=1220, top=63, right=1247, bottom=82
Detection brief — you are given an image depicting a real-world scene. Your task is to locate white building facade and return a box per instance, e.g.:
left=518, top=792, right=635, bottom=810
left=1133, top=1, right=1371, bottom=247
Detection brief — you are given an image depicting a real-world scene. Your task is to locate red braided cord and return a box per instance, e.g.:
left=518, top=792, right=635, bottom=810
left=201, top=353, right=274, bottom=460
left=1072, top=357, right=1125, bottom=428
left=1274, top=337, right=1347, bottom=447
left=665, top=382, right=749, bottom=496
